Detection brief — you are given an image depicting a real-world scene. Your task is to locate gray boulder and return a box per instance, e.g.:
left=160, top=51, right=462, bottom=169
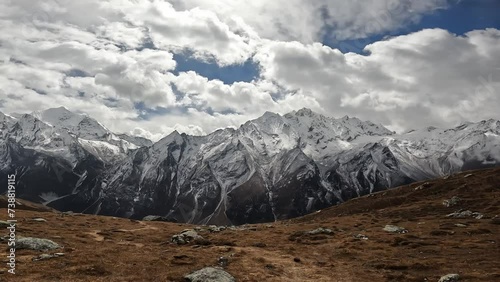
left=208, top=225, right=226, bottom=233
left=383, top=225, right=408, bottom=234
left=306, top=228, right=334, bottom=235
left=438, top=273, right=460, bottom=282
left=16, top=237, right=60, bottom=251
left=171, top=229, right=205, bottom=245
left=142, top=215, right=165, bottom=221
left=353, top=234, right=369, bottom=240
left=446, top=210, right=484, bottom=219
left=443, top=196, right=461, bottom=208
left=184, top=267, right=235, bottom=282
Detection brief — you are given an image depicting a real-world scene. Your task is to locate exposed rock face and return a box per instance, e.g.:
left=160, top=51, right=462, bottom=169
left=2, top=108, right=500, bottom=225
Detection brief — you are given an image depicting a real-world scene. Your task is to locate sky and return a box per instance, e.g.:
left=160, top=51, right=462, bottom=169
left=0, top=0, right=499, bottom=141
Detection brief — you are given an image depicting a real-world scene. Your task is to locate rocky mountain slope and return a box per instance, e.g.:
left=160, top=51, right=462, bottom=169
left=1, top=107, right=499, bottom=225
left=1, top=168, right=499, bottom=281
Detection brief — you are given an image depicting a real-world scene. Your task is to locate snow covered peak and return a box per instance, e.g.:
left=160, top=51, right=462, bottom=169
left=31, top=107, right=112, bottom=140
left=0, top=111, right=15, bottom=125
left=117, top=134, right=153, bottom=147
left=33, top=107, right=84, bottom=128
left=154, top=130, right=184, bottom=149
left=294, top=108, right=315, bottom=117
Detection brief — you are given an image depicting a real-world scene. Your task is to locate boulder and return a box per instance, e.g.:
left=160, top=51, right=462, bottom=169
left=443, top=196, right=461, bottom=208
left=438, top=273, right=460, bottom=282
left=306, top=227, right=334, bottom=235
left=142, top=215, right=166, bottom=221
left=353, top=234, right=369, bottom=240
left=171, top=230, right=206, bottom=245
left=208, top=225, right=226, bottom=232
left=16, top=237, right=60, bottom=251
left=383, top=225, right=408, bottom=234
left=184, top=267, right=235, bottom=282
left=446, top=210, right=484, bottom=219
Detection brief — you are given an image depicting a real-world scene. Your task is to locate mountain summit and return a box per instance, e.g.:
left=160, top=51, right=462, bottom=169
left=1, top=108, right=499, bottom=225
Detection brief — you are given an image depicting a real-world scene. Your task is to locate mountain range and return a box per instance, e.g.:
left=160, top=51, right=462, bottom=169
left=1, top=107, right=499, bottom=225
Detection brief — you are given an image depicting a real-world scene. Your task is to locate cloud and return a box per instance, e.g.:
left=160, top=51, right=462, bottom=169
left=0, top=0, right=498, bottom=141
left=171, top=0, right=449, bottom=42
left=173, top=71, right=278, bottom=113
left=255, top=28, right=500, bottom=130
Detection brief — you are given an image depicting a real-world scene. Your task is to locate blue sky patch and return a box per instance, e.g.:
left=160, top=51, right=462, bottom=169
left=173, top=53, right=260, bottom=84
left=324, top=0, right=500, bottom=54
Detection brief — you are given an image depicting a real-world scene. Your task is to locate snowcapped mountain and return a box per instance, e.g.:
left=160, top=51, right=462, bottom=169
left=0, top=107, right=151, bottom=203
left=1, top=108, right=499, bottom=225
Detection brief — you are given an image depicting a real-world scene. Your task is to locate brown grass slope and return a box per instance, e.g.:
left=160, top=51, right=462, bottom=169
left=0, top=168, right=499, bottom=282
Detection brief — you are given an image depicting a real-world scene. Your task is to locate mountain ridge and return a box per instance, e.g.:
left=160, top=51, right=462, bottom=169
left=0, top=107, right=499, bottom=225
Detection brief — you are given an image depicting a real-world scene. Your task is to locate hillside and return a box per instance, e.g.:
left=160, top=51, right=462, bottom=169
left=1, top=167, right=499, bottom=281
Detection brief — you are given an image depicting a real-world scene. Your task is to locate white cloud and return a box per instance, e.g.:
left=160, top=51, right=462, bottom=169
left=173, top=71, right=278, bottom=113
left=255, top=28, right=500, bottom=130
left=0, top=0, right=498, bottom=142
left=171, top=0, right=449, bottom=42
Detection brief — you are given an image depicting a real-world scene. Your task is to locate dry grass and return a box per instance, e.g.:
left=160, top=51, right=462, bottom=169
left=1, top=168, right=499, bottom=281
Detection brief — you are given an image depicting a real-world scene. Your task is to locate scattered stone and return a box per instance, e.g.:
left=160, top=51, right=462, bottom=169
left=184, top=267, right=235, bottom=282
left=414, top=182, right=432, bottom=191
left=446, top=210, right=484, bottom=219
left=32, top=253, right=64, bottom=262
left=438, top=273, right=460, bottom=282
left=443, top=196, right=461, bottom=208
left=208, top=225, right=226, bottom=232
left=383, top=225, right=408, bottom=234
left=32, top=218, right=47, bottom=222
left=306, top=227, right=334, bottom=235
left=454, top=223, right=468, bottom=228
left=353, top=234, right=369, bottom=240
left=171, top=229, right=206, bottom=245
left=464, top=173, right=474, bottom=178
left=32, top=254, right=53, bottom=261
left=218, top=256, right=229, bottom=267
left=142, top=215, right=166, bottom=221
left=16, top=237, right=60, bottom=251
